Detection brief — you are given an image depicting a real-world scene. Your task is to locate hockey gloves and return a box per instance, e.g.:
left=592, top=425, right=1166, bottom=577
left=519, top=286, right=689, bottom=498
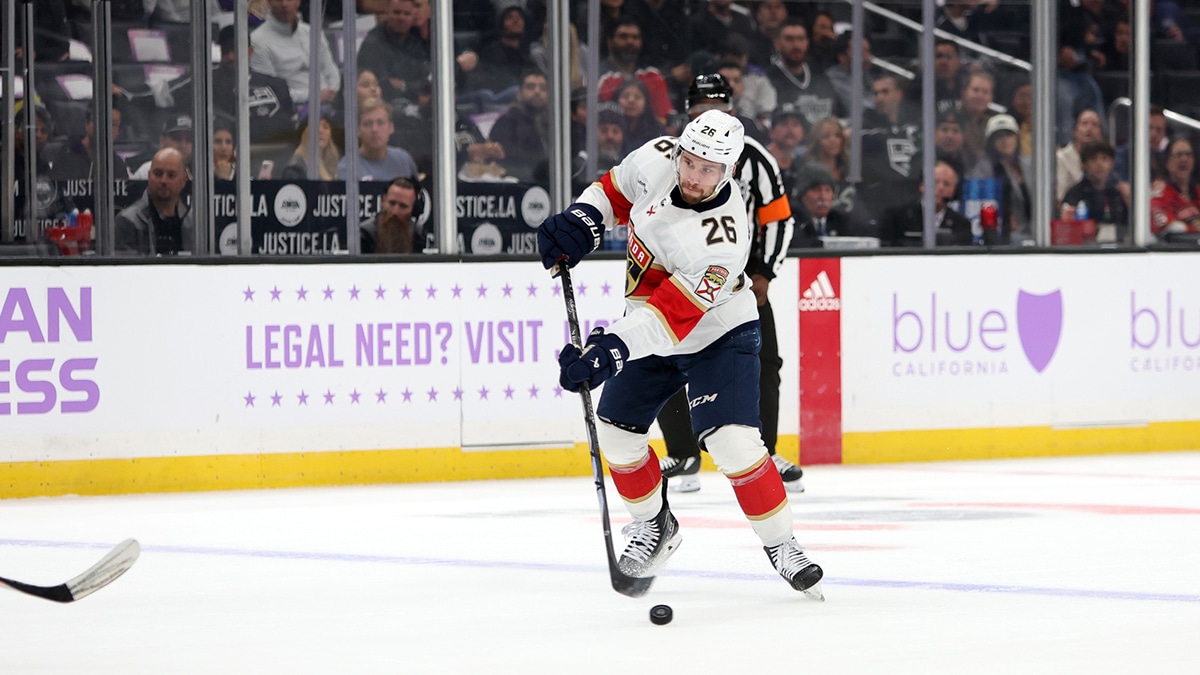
left=558, top=328, right=629, bottom=392
left=538, top=202, right=605, bottom=270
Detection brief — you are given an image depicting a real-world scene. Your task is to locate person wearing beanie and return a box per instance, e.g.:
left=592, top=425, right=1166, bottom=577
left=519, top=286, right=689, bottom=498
left=792, top=160, right=851, bottom=247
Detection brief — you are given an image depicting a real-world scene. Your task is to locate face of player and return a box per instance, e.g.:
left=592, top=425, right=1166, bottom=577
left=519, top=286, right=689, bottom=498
left=676, top=150, right=725, bottom=204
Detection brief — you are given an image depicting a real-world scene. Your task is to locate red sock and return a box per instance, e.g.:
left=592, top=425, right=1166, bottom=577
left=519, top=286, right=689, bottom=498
left=727, top=456, right=787, bottom=519
left=607, top=449, right=662, bottom=504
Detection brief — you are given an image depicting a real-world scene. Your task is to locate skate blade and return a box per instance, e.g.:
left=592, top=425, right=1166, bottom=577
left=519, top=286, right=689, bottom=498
left=802, top=582, right=825, bottom=602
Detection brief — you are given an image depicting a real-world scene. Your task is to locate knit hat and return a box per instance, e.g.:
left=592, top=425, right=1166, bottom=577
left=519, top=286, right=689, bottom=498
left=797, top=161, right=836, bottom=194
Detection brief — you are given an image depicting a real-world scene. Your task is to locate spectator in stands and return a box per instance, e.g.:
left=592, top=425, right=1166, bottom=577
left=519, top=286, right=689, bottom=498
left=1150, top=136, right=1200, bottom=238
left=1099, top=17, right=1131, bottom=72
left=932, top=108, right=971, bottom=183
left=17, top=0, right=70, bottom=62
left=910, top=39, right=968, bottom=115
left=251, top=0, right=342, bottom=113
left=1152, top=0, right=1200, bottom=46
left=531, top=20, right=587, bottom=91
left=1056, top=108, right=1106, bottom=203
left=357, top=0, right=430, bottom=104
left=622, top=0, right=689, bottom=71
left=130, top=115, right=194, bottom=180
left=1004, top=77, right=1034, bottom=159
left=14, top=104, right=75, bottom=228
left=612, top=77, right=667, bottom=156
left=361, top=176, right=425, bottom=253
left=969, top=114, right=1032, bottom=245
left=861, top=74, right=921, bottom=218
left=337, top=98, right=419, bottom=181
left=114, top=148, right=194, bottom=256
left=936, top=0, right=984, bottom=45
left=825, top=32, right=876, bottom=115
left=687, top=0, right=757, bottom=58
left=804, top=116, right=849, bottom=189
left=467, top=5, right=539, bottom=105
left=766, top=103, right=807, bottom=203
left=806, top=10, right=838, bottom=73
left=487, top=69, right=550, bottom=184
left=212, top=25, right=297, bottom=145
left=287, top=114, right=341, bottom=180
left=717, top=34, right=777, bottom=133
left=213, top=119, right=237, bottom=181
left=331, top=67, right=384, bottom=131
left=1056, top=11, right=1106, bottom=147
left=49, top=105, right=131, bottom=180
left=745, top=0, right=788, bottom=69
left=1063, top=139, right=1129, bottom=242
left=958, top=68, right=996, bottom=170
left=597, top=18, right=674, bottom=123
left=881, top=160, right=972, bottom=247
left=712, top=61, right=768, bottom=144
left=790, top=161, right=851, bottom=248
left=1115, top=105, right=1168, bottom=183
left=594, top=102, right=627, bottom=175
left=767, top=17, right=841, bottom=128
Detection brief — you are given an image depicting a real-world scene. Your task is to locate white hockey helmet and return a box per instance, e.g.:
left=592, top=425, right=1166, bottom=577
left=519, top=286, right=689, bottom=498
left=674, top=109, right=744, bottom=195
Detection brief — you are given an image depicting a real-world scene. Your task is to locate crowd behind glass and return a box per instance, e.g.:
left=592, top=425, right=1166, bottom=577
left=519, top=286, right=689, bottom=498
left=6, top=0, right=1200, bottom=257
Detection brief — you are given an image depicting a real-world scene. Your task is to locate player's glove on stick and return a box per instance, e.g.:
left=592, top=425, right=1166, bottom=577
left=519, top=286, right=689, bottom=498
left=538, top=203, right=605, bottom=270
left=559, top=328, right=629, bottom=392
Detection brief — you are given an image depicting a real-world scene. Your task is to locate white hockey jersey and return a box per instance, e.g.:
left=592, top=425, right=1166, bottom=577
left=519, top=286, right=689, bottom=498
left=577, top=136, right=758, bottom=360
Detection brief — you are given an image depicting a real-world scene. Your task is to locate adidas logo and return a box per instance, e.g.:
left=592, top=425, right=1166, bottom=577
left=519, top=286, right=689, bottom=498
left=799, top=270, right=841, bottom=311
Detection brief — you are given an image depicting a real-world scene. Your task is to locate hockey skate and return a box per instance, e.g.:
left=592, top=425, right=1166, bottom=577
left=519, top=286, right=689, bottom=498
left=772, top=454, right=806, bottom=493
left=616, top=489, right=682, bottom=578
left=660, top=455, right=701, bottom=493
left=764, top=537, right=824, bottom=600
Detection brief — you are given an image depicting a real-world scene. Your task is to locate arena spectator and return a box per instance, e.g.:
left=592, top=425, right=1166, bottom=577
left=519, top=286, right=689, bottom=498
left=958, top=68, right=996, bottom=170
left=466, top=5, right=539, bottom=105
left=932, top=108, right=971, bottom=183
left=531, top=21, right=587, bottom=91
left=14, top=104, right=75, bottom=228
left=1004, top=76, right=1034, bottom=159
left=766, top=104, right=807, bottom=207
left=356, top=0, right=430, bottom=104
left=716, top=34, right=777, bottom=132
left=621, top=0, right=689, bottom=71
left=687, top=0, right=757, bottom=58
left=790, top=161, right=852, bottom=248
left=1150, top=137, right=1200, bottom=238
left=361, top=176, right=425, bottom=253
left=337, top=98, right=419, bottom=181
left=486, top=69, right=550, bottom=184
left=710, top=62, right=768, bottom=144
left=285, top=114, right=341, bottom=180
left=611, top=78, right=667, bottom=156
left=1099, top=17, right=1131, bottom=73
left=825, top=32, right=876, bottom=115
left=861, top=74, right=921, bottom=217
left=1056, top=108, right=1106, bottom=203
left=114, top=148, right=194, bottom=257
left=251, top=0, right=342, bottom=113
left=1115, top=105, right=1168, bottom=183
left=49, top=105, right=132, bottom=180
left=968, top=114, right=1032, bottom=245
left=130, top=115, right=194, bottom=180
left=806, top=10, right=838, bottom=73
left=212, top=118, right=237, bottom=181
left=1056, top=9, right=1106, bottom=147
left=804, top=116, right=849, bottom=192
left=1062, top=139, right=1129, bottom=243
left=936, top=0, right=984, bottom=45
left=746, top=0, right=790, bottom=69
left=909, top=39, right=968, bottom=115
left=881, top=160, right=972, bottom=247
left=597, top=17, right=674, bottom=123
left=767, top=17, right=841, bottom=128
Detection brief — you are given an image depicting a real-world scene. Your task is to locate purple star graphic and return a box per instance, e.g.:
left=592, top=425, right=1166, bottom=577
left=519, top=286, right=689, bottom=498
left=323, top=285, right=335, bottom=300
left=243, top=286, right=255, bottom=302
left=578, top=283, right=587, bottom=296
left=271, top=391, right=282, bottom=407
left=526, top=283, right=538, bottom=297
left=452, top=387, right=464, bottom=401
left=349, top=389, right=362, bottom=404
left=243, top=391, right=256, bottom=407
left=554, top=386, right=564, bottom=398
left=601, top=281, right=612, bottom=296
left=323, top=390, right=335, bottom=405
left=504, top=386, right=515, bottom=399
left=451, top=285, right=463, bottom=298
left=501, top=284, right=513, bottom=298
left=375, top=285, right=387, bottom=300
left=528, top=384, right=539, bottom=399
left=296, top=286, right=309, bottom=301
left=270, top=286, right=282, bottom=301
left=375, top=388, right=387, bottom=403
left=349, top=285, right=361, bottom=300
left=426, top=285, right=438, bottom=299
left=400, top=285, right=412, bottom=299
left=478, top=386, right=489, bottom=400
left=401, top=388, right=414, bottom=403
left=427, top=387, right=438, bottom=402
left=552, top=285, right=562, bottom=297
left=297, top=390, right=309, bottom=406
left=476, top=283, right=488, bottom=298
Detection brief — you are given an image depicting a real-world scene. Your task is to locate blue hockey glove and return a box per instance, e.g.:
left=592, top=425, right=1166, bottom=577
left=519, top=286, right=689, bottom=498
left=558, top=328, right=630, bottom=392
left=538, top=202, right=605, bottom=270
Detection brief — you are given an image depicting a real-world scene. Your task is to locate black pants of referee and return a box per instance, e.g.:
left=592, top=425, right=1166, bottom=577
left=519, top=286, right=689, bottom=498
left=657, top=298, right=783, bottom=460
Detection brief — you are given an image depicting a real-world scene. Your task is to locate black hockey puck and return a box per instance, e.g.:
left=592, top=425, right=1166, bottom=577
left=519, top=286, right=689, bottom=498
left=649, top=604, right=673, bottom=625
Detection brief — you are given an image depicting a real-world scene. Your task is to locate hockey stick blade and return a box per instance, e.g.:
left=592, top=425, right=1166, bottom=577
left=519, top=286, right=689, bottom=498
left=0, top=539, right=141, bottom=603
left=558, top=264, right=657, bottom=598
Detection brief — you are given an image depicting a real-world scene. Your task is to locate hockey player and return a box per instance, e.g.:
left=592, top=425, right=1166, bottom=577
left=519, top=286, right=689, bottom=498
left=657, top=73, right=802, bottom=494
left=537, top=109, right=824, bottom=596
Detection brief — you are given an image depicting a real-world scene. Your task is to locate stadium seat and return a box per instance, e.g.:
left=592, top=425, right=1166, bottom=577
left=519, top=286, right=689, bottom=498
left=1092, top=71, right=1130, bottom=108
left=1152, top=40, right=1197, bottom=72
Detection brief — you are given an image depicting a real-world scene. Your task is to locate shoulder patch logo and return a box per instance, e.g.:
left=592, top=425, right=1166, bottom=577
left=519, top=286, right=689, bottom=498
left=695, top=265, right=730, bottom=302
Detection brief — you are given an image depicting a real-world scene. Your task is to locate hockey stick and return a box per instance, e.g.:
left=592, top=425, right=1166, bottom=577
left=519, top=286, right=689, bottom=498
left=0, top=539, right=140, bottom=603
left=558, top=264, right=655, bottom=598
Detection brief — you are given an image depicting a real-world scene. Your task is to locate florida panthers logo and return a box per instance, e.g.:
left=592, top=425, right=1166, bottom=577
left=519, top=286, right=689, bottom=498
left=695, top=265, right=729, bottom=302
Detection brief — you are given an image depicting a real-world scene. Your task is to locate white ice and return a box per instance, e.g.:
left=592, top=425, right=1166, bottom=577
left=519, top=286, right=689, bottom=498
left=2, top=451, right=1199, bottom=674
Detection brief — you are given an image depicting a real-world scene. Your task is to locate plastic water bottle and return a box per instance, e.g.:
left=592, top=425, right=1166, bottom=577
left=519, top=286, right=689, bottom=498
left=1075, top=200, right=1089, bottom=221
